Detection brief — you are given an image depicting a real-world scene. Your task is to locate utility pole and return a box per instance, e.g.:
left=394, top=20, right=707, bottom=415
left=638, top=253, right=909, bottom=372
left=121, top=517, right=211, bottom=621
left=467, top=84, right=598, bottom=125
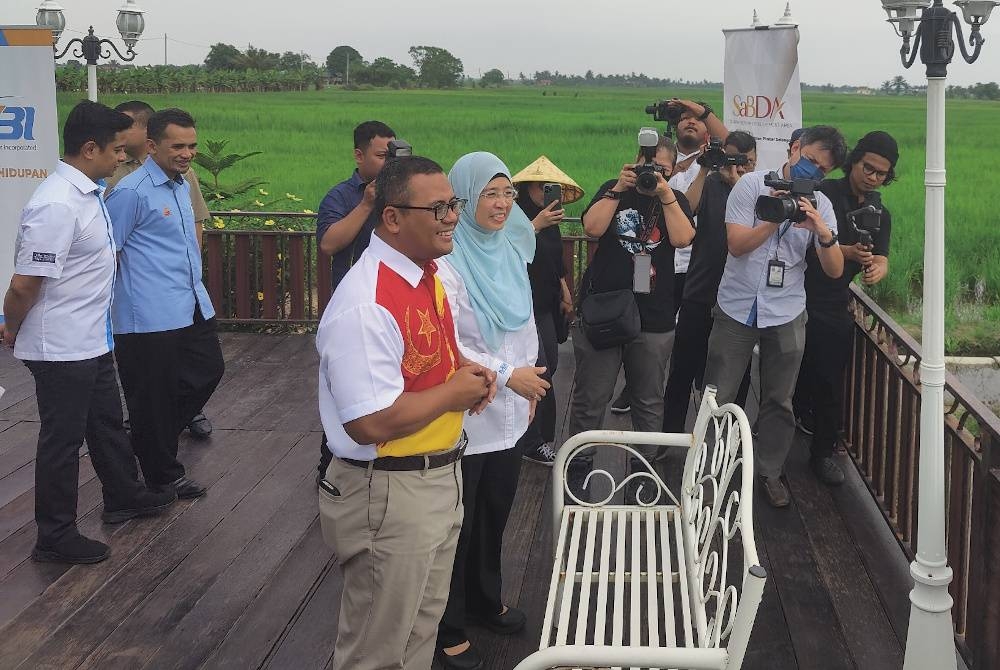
left=345, top=52, right=350, bottom=85
left=163, top=33, right=167, bottom=65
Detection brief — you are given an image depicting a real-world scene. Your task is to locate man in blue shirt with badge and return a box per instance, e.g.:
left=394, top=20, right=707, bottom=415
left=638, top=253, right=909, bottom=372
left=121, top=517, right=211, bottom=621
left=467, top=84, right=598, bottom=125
left=703, top=125, right=847, bottom=508
left=106, top=108, right=225, bottom=500
left=2, top=101, right=176, bottom=564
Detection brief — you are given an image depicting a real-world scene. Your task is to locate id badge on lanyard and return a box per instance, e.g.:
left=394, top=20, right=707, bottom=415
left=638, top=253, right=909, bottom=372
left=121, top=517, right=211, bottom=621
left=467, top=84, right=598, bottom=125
left=767, top=221, right=792, bottom=289
left=633, top=252, right=652, bottom=293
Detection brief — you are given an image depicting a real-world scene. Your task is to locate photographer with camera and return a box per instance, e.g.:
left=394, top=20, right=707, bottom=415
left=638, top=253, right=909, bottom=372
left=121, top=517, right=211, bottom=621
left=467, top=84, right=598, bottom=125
left=703, top=125, right=847, bottom=508
left=662, top=131, right=757, bottom=433
left=611, top=99, right=729, bottom=415
left=793, top=131, right=897, bottom=486
left=568, top=130, right=694, bottom=462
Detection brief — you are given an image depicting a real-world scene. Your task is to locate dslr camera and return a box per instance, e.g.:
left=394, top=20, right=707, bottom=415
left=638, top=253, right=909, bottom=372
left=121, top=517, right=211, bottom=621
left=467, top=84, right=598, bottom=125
left=633, top=127, right=666, bottom=196
left=697, top=137, right=749, bottom=171
left=754, top=171, right=820, bottom=224
left=387, top=139, right=412, bottom=158
left=645, top=100, right=683, bottom=127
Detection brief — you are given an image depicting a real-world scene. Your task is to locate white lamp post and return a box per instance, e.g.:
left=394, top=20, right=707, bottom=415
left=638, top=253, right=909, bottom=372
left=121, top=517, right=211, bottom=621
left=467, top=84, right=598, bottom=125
left=877, top=1, right=997, bottom=669
left=35, top=0, right=146, bottom=102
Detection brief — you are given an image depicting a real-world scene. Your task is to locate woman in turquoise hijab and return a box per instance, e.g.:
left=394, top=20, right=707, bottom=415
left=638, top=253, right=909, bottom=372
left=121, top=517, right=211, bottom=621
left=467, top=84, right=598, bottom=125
left=436, top=152, right=550, bottom=669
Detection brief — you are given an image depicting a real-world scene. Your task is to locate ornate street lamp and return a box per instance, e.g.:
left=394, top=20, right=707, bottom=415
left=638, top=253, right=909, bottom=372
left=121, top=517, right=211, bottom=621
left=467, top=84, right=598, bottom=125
left=35, top=0, right=146, bottom=102
left=876, top=1, right=997, bottom=669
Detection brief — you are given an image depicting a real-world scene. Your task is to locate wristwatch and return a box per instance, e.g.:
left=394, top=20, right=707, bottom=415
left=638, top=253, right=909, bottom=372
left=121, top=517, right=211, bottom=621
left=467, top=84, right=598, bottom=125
left=818, top=231, right=839, bottom=248
left=603, top=190, right=623, bottom=200
left=697, top=104, right=713, bottom=121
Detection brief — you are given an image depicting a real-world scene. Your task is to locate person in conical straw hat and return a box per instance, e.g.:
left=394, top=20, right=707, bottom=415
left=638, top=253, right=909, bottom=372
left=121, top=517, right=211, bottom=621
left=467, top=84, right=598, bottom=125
left=510, top=156, right=584, bottom=466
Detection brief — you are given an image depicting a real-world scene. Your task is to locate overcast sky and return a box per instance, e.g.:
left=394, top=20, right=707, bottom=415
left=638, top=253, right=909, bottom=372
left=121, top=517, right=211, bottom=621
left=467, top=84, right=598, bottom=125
left=6, top=0, right=1000, bottom=87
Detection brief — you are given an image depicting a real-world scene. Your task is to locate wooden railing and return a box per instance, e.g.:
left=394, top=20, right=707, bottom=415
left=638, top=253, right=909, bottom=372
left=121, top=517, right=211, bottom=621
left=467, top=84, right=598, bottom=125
left=845, top=285, right=1000, bottom=669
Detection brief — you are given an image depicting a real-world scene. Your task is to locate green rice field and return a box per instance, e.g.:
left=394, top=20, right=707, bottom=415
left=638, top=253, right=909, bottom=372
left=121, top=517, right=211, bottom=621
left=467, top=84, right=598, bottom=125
left=57, top=87, right=1000, bottom=352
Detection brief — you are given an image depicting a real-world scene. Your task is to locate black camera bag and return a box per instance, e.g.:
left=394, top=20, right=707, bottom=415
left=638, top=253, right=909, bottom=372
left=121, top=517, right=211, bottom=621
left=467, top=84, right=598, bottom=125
left=580, top=288, right=640, bottom=350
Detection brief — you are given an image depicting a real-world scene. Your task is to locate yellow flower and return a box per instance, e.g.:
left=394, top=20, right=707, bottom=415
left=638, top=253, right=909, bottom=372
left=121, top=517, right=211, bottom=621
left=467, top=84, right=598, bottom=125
left=285, top=192, right=295, bottom=199
left=213, top=192, right=225, bottom=200
left=213, top=218, right=225, bottom=229
left=264, top=219, right=275, bottom=226
left=302, top=208, right=315, bottom=214
left=258, top=188, right=269, bottom=196
left=256, top=291, right=264, bottom=301
left=287, top=227, right=296, bottom=232
left=230, top=208, right=242, bottom=213
left=253, top=200, right=264, bottom=207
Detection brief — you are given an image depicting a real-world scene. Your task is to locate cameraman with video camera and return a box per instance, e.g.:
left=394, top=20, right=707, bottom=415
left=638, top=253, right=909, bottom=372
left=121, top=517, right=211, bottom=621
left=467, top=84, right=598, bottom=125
left=793, top=131, right=897, bottom=486
left=703, top=125, right=847, bottom=508
left=662, top=131, right=756, bottom=433
left=568, top=129, right=694, bottom=461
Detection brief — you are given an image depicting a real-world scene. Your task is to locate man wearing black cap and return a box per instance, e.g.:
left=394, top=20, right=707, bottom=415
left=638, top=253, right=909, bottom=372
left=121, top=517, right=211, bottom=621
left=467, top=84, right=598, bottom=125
left=794, top=131, right=898, bottom=485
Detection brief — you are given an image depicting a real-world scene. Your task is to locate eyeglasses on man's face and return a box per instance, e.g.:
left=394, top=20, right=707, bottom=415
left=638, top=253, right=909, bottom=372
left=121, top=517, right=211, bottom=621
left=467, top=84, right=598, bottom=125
left=479, top=188, right=518, bottom=202
left=389, top=198, right=468, bottom=221
left=861, top=162, right=890, bottom=180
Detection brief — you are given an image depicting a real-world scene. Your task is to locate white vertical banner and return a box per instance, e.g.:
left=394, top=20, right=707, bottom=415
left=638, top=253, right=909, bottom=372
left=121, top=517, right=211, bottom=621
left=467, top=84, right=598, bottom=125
left=0, top=26, right=59, bottom=316
left=722, top=26, right=803, bottom=173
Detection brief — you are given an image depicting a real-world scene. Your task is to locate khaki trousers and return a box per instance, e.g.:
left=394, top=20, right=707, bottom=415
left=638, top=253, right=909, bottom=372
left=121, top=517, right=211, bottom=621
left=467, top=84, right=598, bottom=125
left=319, top=456, right=463, bottom=670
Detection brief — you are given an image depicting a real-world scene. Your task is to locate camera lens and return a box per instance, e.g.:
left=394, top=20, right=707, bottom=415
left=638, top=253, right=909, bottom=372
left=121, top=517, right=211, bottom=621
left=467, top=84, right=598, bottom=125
left=755, top=195, right=798, bottom=224
left=636, top=171, right=659, bottom=193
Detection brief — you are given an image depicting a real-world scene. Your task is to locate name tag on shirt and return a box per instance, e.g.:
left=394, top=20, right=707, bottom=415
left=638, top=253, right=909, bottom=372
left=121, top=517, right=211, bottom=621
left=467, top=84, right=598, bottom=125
left=633, top=253, right=652, bottom=294
left=767, top=259, right=786, bottom=288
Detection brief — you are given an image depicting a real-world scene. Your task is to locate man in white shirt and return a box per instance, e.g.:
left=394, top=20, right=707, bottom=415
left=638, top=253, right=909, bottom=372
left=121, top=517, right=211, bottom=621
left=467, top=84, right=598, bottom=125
left=703, top=125, right=847, bottom=508
left=316, top=155, right=496, bottom=670
left=1, top=101, right=176, bottom=565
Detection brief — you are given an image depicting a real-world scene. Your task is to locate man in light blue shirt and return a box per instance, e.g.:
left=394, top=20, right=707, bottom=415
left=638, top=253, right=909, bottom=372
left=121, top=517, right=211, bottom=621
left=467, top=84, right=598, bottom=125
left=703, top=125, right=847, bottom=508
left=105, top=108, right=225, bottom=500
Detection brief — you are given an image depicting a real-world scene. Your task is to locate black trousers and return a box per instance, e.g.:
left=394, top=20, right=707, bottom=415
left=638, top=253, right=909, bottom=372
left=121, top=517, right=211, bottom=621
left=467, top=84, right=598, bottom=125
left=438, top=447, right=523, bottom=648
left=516, top=310, right=559, bottom=452
left=663, top=300, right=750, bottom=433
left=793, top=306, right=854, bottom=460
left=25, top=353, right=143, bottom=545
left=114, top=314, right=224, bottom=487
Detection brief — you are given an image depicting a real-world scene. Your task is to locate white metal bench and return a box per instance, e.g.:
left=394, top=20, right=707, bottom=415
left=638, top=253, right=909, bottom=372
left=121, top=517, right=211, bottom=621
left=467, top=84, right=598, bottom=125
left=513, top=386, right=766, bottom=670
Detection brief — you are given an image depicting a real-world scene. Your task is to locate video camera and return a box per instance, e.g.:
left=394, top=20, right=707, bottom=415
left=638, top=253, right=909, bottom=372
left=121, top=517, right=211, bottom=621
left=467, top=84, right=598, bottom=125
left=645, top=100, right=683, bottom=127
left=754, top=171, right=820, bottom=224
left=697, top=137, right=749, bottom=171
left=633, top=127, right=665, bottom=196
left=387, top=139, right=412, bottom=158
left=846, top=192, right=883, bottom=247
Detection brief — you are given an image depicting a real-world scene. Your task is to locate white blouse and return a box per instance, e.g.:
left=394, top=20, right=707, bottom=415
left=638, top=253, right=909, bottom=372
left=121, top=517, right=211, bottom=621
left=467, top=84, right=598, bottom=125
left=438, top=259, right=539, bottom=456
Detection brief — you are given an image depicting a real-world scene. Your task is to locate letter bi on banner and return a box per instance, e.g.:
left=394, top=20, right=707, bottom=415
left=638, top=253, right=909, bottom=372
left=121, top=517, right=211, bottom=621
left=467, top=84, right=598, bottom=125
left=0, top=27, right=59, bottom=319
left=722, top=25, right=803, bottom=173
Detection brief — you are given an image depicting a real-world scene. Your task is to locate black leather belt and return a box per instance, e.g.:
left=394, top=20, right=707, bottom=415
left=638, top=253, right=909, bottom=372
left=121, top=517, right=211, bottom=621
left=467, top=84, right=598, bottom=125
left=341, top=432, right=467, bottom=472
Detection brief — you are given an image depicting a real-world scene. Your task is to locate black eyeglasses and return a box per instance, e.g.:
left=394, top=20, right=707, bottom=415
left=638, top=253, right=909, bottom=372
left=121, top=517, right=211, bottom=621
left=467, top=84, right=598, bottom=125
left=861, top=162, right=890, bottom=180
left=388, top=198, right=467, bottom=221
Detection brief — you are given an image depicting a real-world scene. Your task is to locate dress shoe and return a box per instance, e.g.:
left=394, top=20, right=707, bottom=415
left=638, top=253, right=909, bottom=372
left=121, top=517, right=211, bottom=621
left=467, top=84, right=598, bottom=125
left=811, top=456, right=845, bottom=486
left=761, top=476, right=790, bottom=508
left=102, top=487, right=177, bottom=524
left=32, top=533, right=110, bottom=564
left=188, top=413, right=213, bottom=438
left=169, top=476, right=207, bottom=499
left=471, top=605, right=526, bottom=635
left=435, top=642, right=483, bottom=670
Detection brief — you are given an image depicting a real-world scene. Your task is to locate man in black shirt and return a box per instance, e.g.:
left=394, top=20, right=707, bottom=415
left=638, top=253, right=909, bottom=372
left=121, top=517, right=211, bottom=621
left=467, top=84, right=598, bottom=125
left=663, top=131, right=757, bottom=433
left=795, top=131, right=897, bottom=485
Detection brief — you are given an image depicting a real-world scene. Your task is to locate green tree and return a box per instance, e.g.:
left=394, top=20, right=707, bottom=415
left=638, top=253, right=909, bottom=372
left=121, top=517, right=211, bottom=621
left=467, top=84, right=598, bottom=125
left=205, top=43, right=244, bottom=70
left=193, top=139, right=267, bottom=199
left=408, top=45, right=464, bottom=88
left=480, top=68, right=505, bottom=87
left=326, top=45, right=362, bottom=80
left=242, top=46, right=280, bottom=71
left=278, top=51, right=312, bottom=71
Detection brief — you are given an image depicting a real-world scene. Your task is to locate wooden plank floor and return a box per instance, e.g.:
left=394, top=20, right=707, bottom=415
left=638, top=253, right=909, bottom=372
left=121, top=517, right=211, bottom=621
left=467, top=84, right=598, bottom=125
left=0, top=332, right=911, bottom=670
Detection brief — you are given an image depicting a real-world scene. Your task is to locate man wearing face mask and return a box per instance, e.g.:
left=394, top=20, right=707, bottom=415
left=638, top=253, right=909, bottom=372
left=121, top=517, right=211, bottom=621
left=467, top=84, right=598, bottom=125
left=793, top=131, right=897, bottom=486
left=702, top=125, right=847, bottom=508
left=662, top=131, right=757, bottom=433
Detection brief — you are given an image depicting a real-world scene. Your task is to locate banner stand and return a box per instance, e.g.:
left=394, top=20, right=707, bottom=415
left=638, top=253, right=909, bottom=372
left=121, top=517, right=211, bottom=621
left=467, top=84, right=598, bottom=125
left=0, top=26, right=60, bottom=320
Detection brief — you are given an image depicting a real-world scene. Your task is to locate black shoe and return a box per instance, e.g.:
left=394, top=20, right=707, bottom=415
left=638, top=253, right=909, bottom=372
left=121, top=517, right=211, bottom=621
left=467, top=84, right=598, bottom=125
left=760, top=476, right=790, bottom=508
left=522, top=443, right=556, bottom=467
left=168, top=476, right=207, bottom=499
left=810, top=456, right=845, bottom=486
left=435, top=643, right=483, bottom=670
left=795, top=412, right=815, bottom=436
left=565, top=455, right=593, bottom=504
left=470, top=605, right=526, bottom=635
left=610, top=392, right=630, bottom=414
left=32, top=534, right=110, bottom=565
left=188, top=413, right=213, bottom=438
left=102, top=487, right=177, bottom=524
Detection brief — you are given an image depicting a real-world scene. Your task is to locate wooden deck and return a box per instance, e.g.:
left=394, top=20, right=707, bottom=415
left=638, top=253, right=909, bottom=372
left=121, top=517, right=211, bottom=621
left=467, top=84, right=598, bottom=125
left=0, top=332, right=913, bottom=670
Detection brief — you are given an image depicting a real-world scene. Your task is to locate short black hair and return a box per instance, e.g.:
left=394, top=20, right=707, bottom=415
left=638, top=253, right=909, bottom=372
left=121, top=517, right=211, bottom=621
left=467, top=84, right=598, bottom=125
left=724, top=130, right=757, bottom=154
left=114, top=100, right=155, bottom=126
left=63, top=100, right=133, bottom=156
left=147, top=108, right=196, bottom=143
left=798, top=125, right=848, bottom=169
left=843, top=137, right=898, bottom=186
left=374, top=156, right=445, bottom=221
left=354, top=120, right=395, bottom=151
